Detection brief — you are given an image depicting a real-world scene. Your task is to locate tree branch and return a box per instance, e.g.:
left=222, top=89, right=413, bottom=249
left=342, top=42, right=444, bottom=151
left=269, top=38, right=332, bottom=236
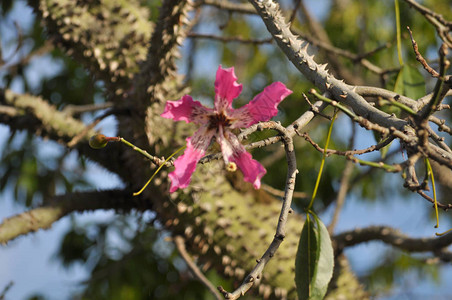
left=334, top=226, right=452, bottom=260
left=218, top=121, right=298, bottom=299
left=174, top=235, right=222, bottom=300
left=0, top=89, right=93, bottom=143
left=0, top=189, right=139, bottom=244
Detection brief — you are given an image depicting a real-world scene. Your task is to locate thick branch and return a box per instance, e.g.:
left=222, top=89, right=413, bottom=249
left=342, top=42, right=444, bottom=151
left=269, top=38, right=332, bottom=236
left=35, top=0, right=152, bottom=93
left=249, top=0, right=452, bottom=171
left=0, top=189, right=138, bottom=244
left=249, top=0, right=407, bottom=131
left=0, top=89, right=92, bottom=142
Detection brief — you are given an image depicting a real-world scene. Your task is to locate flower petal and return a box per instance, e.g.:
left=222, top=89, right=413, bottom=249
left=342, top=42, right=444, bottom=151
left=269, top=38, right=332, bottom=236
left=230, top=82, right=292, bottom=128
left=233, top=150, right=266, bottom=189
left=214, top=66, right=243, bottom=111
left=168, top=126, right=214, bottom=192
left=161, top=95, right=212, bottom=125
left=219, top=129, right=266, bottom=189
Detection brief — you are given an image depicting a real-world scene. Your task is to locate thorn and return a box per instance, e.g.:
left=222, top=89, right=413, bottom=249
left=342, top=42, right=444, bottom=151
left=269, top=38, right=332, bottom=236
left=319, top=63, right=328, bottom=71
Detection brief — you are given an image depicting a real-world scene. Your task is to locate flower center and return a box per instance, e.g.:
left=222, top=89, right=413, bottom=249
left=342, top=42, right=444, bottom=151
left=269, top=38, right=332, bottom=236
left=208, top=112, right=231, bottom=129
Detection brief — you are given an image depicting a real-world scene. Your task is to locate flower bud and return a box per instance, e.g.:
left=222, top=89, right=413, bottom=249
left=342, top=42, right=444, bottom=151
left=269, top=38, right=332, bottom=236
left=89, top=134, right=110, bottom=149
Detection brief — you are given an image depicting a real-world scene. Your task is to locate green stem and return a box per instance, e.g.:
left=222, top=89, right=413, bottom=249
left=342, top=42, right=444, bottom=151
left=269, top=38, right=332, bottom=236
left=385, top=98, right=416, bottom=115
left=348, top=156, right=401, bottom=172
left=120, top=138, right=157, bottom=161
left=436, top=227, right=452, bottom=236
left=309, top=89, right=357, bottom=119
left=307, top=111, right=338, bottom=210
left=133, top=145, right=186, bottom=196
left=420, top=46, right=449, bottom=119
left=425, top=158, right=439, bottom=228
left=395, top=0, right=404, bottom=66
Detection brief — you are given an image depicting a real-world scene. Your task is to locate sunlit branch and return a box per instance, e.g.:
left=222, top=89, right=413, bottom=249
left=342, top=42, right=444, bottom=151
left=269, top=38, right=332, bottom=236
left=0, top=189, right=136, bottom=244
left=301, top=132, right=395, bottom=157
left=407, top=27, right=440, bottom=78
left=218, top=121, right=298, bottom=299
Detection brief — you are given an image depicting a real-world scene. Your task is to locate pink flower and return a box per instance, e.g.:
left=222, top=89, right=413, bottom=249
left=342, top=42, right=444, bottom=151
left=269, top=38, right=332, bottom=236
left=161, top=65, right=292, bottom=193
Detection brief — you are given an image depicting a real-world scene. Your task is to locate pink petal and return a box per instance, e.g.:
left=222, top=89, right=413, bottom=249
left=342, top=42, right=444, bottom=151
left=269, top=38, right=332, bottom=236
left=233, top=150, right=267, bottom=189
left=168, top=127, right=214, bottom=192
left=214, top=66, right=243, bottom=111
left=161, top=95, right=212, bottom=125
left=219, top=129, right=266, bottom=189
left=230, top=82, right=292, bottom=128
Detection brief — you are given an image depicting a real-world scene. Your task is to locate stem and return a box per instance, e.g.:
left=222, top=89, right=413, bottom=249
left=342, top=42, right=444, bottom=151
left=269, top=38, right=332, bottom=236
left=133, top=145, right=186, bottom=196
left=395, top=0, right=404, bottom=66
left=307, top=110, right=338, bottom=210
left=425, top=158, right=439, bottom=228
left=436, top=228, right=452, bottom=237
left=120, top=138, right=156, bottom=161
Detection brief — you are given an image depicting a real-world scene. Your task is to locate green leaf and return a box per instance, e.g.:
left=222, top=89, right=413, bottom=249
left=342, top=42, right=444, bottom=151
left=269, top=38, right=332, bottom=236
left=311, top=214, right=335, bottom=298
left=393, top=67, right=405, bottom=95
left=295, top=213, right=334, bottom=300
left=401, top=65, right=425, bottom=100
left=393, top=65, right=425, bottom=100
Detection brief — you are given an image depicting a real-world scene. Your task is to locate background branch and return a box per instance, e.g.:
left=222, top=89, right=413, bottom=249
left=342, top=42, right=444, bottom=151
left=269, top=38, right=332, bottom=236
left=334, top=226, right=452, bottom=257
left=0, top=189, right=137, bottom=244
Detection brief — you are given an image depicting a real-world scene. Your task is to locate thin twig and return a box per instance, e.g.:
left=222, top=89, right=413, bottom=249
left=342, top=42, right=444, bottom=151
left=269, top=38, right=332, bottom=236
left=417, top=190, right=452, bottom=210
left=261, top=183, right=308, bottom=200
left=402, top=0, right=452, bottom=47
left=0, top=281, right=13, bottom=300
left=419, top=44, right=451, bottom=119
left=430, top=116, right=452, bottom=135
left=407, top=26, right=440, bottom=78
left=198, top=0, right=255, bottom=14
left=328, top=121, right=356, bottom=234
left=402, top=0, right=452, bottom=28
left=301, top=131, right=395, bottom=156
left=174, top=236, right=222, bottom=300
left=67, top=107, right=118, bottom=148
left=288, top=0, right=302, bottom=25
left=62, top=102, right=114, bottom=115
left=427, top=127, right=451, bottom=153
left=328, top=160, right=354, bottom=235
left=292, top=28, right=386, bottom=75
left=187, top=33, right=272, bottom=45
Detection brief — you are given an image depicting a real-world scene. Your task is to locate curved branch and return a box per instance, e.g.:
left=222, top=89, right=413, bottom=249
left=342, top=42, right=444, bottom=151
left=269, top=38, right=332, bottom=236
left=219, top=121, right=298, bottom=299
left=334, top=225, right=452, bottom=257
